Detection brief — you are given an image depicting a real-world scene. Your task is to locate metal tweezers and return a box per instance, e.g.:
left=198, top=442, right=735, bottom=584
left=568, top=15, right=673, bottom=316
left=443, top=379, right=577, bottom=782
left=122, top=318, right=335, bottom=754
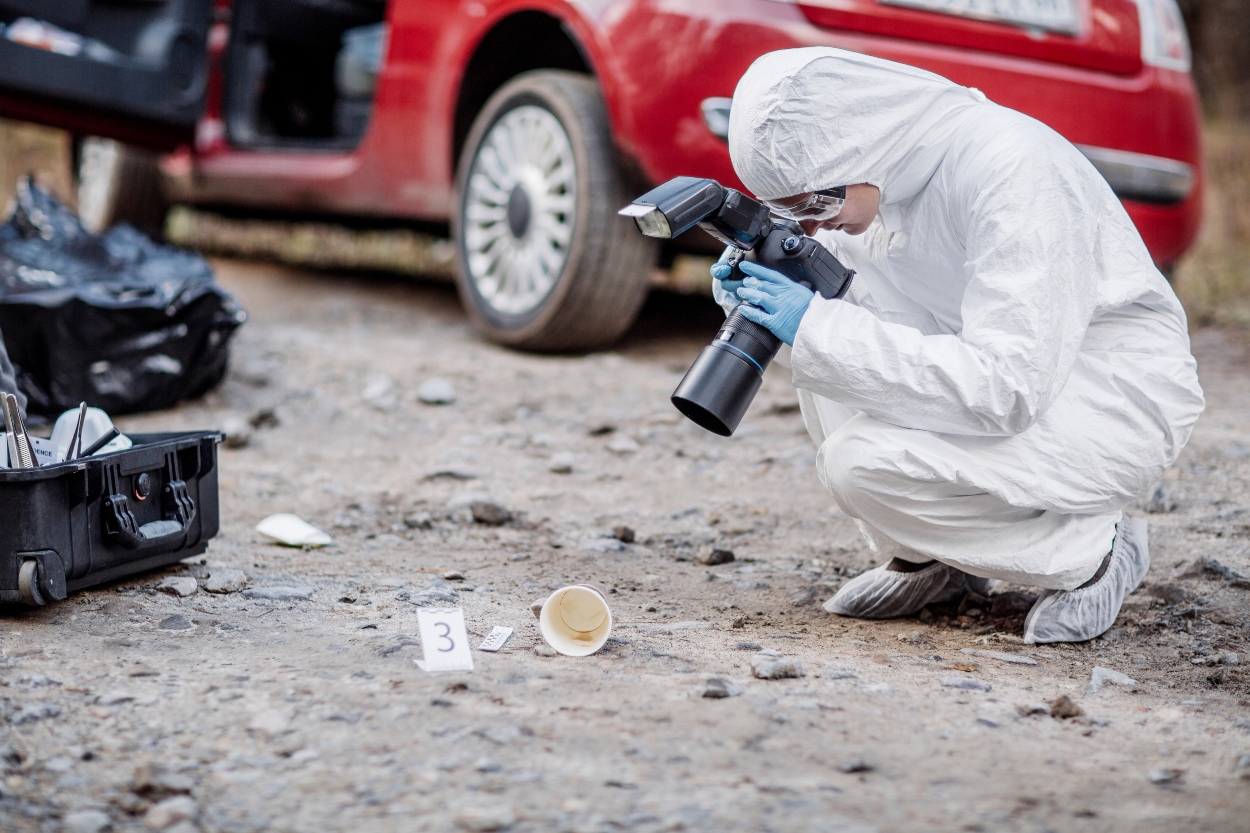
left=63, top=401, right=87, bottom=462
left=3, top=392, right=37, bottom=469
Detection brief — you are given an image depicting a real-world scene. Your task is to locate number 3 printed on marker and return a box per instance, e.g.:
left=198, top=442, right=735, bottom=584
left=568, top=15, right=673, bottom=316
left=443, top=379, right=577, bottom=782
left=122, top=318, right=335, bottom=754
left=436, top=621, right=455, bottom=652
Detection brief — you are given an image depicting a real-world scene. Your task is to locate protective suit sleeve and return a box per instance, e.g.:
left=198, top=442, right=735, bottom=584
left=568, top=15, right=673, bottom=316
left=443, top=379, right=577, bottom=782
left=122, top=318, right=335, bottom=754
left=790, top=145, right=1100, bottom=437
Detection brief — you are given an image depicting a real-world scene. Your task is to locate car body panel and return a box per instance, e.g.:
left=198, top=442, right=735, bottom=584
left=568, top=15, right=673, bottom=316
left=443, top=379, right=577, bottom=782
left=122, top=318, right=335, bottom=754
left=67, top=0, right=1196, bottom=265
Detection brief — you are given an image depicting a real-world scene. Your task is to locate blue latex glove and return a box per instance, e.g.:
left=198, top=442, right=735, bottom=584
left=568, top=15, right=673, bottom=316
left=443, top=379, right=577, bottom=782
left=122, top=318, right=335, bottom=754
left=734, top=260, right=814, bottom=346
left=709, top=245, right=744, bottom=302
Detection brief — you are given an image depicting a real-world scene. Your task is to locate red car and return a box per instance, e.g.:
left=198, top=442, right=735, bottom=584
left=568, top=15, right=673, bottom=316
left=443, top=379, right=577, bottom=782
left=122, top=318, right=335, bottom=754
left=0, top=0, right=1202, bottom=351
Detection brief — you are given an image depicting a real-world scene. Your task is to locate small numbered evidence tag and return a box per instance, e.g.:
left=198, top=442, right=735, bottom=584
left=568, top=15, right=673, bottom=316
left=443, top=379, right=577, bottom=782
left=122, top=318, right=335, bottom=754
left=478, top=626, right=513, bottom=653
left=414, top=608, right=474, bottom=672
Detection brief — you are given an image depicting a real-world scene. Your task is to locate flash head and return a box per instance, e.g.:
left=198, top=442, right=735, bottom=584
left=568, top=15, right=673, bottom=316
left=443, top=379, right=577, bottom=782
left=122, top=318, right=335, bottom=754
left=618, top=176, right=771, bottom=250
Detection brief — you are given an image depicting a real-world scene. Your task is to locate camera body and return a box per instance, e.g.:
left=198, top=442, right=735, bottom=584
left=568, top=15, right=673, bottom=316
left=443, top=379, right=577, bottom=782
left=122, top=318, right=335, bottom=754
left=620, top=177, right=855, bottom=436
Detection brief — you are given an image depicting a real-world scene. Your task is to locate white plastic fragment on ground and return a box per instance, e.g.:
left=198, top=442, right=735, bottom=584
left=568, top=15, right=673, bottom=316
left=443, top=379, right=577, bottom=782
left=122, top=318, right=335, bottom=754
left=1086, top=665, right=1136, bottom=695
left=256, top=513, right=332, bottom=547
left=478, top=626, right=513, bottom=652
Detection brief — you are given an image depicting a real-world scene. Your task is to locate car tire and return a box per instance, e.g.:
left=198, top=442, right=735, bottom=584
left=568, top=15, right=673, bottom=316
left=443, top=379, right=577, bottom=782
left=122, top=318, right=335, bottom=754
left=74, top=137, right=170, bottom=237
left=452, top=70, right=657, bottom=352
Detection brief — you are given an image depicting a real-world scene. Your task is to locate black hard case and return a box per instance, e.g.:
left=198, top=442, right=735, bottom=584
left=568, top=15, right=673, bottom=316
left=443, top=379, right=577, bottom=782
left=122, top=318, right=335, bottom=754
left=0, top=431, right=221, bottom=605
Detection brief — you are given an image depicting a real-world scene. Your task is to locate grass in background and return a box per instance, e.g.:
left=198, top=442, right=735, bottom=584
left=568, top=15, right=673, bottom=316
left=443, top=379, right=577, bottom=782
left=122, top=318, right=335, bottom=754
left=1, top=117, right=1245, bottom=320
left=1173, top=121, right=1250, bottom=330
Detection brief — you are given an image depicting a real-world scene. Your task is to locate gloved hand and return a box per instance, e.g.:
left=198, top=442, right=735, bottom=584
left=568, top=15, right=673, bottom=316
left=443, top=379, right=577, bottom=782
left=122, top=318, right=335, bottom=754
left=710, top=246, right=745, bottom=315
left=735, top=260, right=814, bottom=346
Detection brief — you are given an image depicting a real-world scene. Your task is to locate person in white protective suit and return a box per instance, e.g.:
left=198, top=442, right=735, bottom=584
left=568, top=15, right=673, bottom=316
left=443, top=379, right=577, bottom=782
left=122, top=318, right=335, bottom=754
left=710, top=47, right=1204, bottom=643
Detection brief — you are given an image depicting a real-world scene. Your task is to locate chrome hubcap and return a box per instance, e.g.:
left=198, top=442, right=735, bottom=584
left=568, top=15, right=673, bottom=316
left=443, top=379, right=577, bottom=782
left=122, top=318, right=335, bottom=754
left=463, top=105, right=576, bottom=317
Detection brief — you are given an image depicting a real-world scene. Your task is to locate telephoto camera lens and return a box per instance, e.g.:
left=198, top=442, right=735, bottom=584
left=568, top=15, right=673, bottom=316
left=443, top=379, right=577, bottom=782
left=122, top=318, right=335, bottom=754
left=670, top=307, right=783, bottom=436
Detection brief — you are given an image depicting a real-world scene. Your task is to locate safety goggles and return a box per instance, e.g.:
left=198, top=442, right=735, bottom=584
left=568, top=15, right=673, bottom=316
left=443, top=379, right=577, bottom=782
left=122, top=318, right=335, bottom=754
left=763, top=186, right=847, bottom=222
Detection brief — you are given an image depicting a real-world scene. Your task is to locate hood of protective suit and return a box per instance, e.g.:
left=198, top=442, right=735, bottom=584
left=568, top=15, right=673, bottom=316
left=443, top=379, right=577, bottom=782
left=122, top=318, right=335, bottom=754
left=728, top=47, right=985, bottom=204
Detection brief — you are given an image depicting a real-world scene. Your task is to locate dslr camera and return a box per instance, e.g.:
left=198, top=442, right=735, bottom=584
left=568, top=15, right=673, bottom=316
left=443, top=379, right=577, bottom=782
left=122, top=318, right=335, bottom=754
left=619, top=177, right=855, bottom=436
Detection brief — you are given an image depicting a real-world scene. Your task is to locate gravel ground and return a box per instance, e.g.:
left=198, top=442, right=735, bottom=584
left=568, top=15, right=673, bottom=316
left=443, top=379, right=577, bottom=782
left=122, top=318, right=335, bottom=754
left=2, top=259, right=1249, bottom=833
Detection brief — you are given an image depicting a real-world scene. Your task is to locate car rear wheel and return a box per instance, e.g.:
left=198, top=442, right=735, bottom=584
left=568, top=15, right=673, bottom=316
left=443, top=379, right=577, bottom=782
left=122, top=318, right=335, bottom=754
left=74, top=137, right=170, bottom=236
left=452, top=70, right=656, bottom=352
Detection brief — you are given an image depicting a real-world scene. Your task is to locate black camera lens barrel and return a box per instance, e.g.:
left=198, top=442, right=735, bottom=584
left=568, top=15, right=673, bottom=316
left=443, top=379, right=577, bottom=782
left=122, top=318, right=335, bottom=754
left=670, top=308, right=782, bottom=437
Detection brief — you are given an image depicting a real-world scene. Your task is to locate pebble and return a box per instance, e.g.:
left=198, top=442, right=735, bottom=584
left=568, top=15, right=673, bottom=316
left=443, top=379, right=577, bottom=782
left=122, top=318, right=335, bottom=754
left=548, top=452, right=575, bottom=474
left=249, top=408, right=279, bottom=430
left=606, top=434, right=640, bottom=454
left=531, top=598, right=547, bottom=618
left=1049, top=695, right=1083, bottom=719
left=470, top=501, right=512, bottom=526
left=533, top=644, right=557, bottom=657
left=823, top=663, right=859, bottom=680
left=157, top=615, right=193, bottom=630
left=156, top=577, right=198, bottom=597
left=443, top=571, right=466, bottom=581
left=220, top=416, right=251, bottom=450
left=1017, top=702, right=1050, bottom=716
left=736, top=642, right=762, bottom=651
left=1198, top=556, right=1244, bottom=581
left=417, top=377, right=457, bottom=405
left=203, top=568, right=247, bottom=594
left=455, top=806, right=516, bottom=832
left=404, top=511, right=435, bottom=529
left=836, top=758, right=874, bottom=773
left=403, top=577, right=460, bottom=607
left=249, top=709, right=292, bottom=738
left=132, top=763, right=194, bottom=796
left=143, top=795, right=197, bottom=829
left=425, top=464, right=479, bottom=480
left=1087, top=666, right=1136, bottom=695
left=613, top=525, right=636, bottom=543
left=241, top=586, right=313, bottom=601
left=702, top=678, right=742, bottom=699
left=961, top=648, right=1038, bottom=666
left=1145, top=481, right=1178, bottom=513
left=578, top=537, right=625, bottom=553
left=447, top=491, right=495, bottom=512
left=63, top=809, right=112, bottom=833
left=1148, top=768, right=1184, bottom=785
left=11, top=702, right=59, bottom=724
left=697, top=548, right=735, bottom=566
left=750, top=650, right=804, bottom=680
left=361, top=373, right=397, bottom=410
left=942, top=677, right=991, bottom=692
left=1237, top=752, right=1250, bottom=771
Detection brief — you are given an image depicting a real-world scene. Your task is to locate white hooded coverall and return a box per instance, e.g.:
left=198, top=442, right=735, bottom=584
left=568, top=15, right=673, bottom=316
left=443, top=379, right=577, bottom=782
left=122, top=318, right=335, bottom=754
left=727, top=48, right=1204, bottom=590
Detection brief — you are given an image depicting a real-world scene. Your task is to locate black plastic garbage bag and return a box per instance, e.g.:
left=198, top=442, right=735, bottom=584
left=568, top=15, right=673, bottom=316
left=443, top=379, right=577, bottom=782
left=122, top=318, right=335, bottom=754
left=0, top=178, right=246, bottom=416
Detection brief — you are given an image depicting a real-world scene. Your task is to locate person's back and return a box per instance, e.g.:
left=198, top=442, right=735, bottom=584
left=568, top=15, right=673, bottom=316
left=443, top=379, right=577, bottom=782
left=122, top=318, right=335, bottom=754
left=717, top=47, right=1203, bottom=642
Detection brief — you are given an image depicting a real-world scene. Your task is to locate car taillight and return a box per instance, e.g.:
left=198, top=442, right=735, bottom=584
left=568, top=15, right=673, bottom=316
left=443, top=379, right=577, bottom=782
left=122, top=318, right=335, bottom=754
left=1134, top=0, right=1192, bottom=72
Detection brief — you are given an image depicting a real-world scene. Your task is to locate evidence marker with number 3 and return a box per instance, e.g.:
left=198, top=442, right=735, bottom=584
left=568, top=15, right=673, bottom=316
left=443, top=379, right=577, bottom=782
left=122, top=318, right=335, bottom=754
left=415, top=607, right=475, bottom=672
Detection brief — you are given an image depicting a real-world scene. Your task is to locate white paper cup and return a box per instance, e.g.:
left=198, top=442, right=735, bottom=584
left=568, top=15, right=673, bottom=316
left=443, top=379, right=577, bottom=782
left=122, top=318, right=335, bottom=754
left=539, top=585, right=612, bottom=656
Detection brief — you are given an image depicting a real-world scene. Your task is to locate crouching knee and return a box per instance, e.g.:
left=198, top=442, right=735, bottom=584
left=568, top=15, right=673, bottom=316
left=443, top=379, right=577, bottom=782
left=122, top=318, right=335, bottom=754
left=817, top=418, right=902, bottom=515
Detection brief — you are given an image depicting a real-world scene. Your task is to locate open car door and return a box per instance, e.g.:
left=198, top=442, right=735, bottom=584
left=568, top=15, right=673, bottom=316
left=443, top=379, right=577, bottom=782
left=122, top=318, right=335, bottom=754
left=0, top=0, right=212, bottom=150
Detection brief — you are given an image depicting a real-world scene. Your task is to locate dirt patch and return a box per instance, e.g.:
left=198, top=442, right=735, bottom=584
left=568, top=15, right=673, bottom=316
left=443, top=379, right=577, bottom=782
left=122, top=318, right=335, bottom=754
left=0, top=260, right=1247, bottom=832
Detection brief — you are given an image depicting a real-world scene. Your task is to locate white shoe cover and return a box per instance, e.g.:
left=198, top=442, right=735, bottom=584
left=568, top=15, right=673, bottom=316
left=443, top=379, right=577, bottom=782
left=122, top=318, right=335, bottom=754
left=824, top=561, right=982, bottom=619
left=1023, top=517, right=1149, bottom=644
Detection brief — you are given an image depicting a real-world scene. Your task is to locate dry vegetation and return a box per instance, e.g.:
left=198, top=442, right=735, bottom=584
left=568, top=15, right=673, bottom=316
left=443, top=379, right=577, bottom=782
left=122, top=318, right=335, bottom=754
left=0, top=111, right=1247, bottom=326
left=1173, top=121, right=1250, bottom=330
